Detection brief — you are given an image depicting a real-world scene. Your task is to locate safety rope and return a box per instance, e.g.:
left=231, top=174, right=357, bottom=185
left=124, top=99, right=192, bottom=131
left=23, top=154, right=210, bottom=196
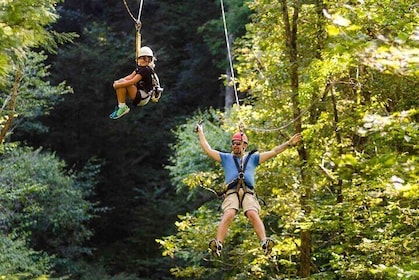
left=226, top=95, right=323, bottom=134
left=122, top=0, right=144, bottom=59
left=219, top=0, right=320, bottom=136
left=220, top=0, right=248, bottom=139
left=220, top=0, right=240, bottom=107
left=122, top=0, right=143, bottom=26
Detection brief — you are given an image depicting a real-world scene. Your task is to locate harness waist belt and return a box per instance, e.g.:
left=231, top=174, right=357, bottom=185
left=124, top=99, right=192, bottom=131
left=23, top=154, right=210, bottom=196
left=225, top=187, right=255, bottom=195
left=226, top=180, right=254, bottom=190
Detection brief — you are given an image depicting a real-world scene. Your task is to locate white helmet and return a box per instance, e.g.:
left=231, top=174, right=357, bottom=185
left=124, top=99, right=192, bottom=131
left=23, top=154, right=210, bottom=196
left=138, top=46, right=154, bottom=58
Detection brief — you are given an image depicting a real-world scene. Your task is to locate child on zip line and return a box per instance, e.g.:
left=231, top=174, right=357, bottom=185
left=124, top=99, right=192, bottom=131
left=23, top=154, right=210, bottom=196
left=109, top=46, right=163, bottom=120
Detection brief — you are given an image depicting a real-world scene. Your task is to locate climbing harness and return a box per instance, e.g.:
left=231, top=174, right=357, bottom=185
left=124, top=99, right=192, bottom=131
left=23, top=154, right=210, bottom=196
left=122, top=0, right=163, bottom=106
left=150, top=72, right=163, bottom=102
left=133, top=64, right=164, bottom=106
left=223, top=149, right=259, bottom=208
left=198, top=150, right=257, bottom=201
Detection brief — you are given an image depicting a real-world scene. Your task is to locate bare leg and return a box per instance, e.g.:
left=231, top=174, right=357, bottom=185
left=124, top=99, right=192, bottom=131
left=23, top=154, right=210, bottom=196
left=115, top=85, right=137, bottom=103
left=126, top=85, right=137, bottom=100
left=216, top=209, right=237, bottom=242
left=116, top=87, right=127, bottom=104
left=246, top=210, right=266, bottom=241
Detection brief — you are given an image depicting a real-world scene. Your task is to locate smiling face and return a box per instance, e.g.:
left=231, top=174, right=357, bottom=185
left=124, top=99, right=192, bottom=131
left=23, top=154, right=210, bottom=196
left=137, top=56, right=152, bottom=66
left=231, top=132, right=248, bottom=156
left=231, top=140, right=246, bottom=156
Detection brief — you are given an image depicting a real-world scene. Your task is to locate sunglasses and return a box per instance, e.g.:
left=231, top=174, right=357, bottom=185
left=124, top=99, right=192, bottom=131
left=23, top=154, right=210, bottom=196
left=232, top=141, right=242, bottom=146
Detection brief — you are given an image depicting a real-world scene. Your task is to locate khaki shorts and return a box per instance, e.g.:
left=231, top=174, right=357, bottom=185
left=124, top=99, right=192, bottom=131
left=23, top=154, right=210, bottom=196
left=221, top=188, right=261, bottom=214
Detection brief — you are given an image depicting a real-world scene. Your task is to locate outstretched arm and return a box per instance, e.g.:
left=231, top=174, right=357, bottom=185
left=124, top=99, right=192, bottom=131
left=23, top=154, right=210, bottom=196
left=196, top=124, right=221, bottom=162
left=259, top=133, right=302, bottom=163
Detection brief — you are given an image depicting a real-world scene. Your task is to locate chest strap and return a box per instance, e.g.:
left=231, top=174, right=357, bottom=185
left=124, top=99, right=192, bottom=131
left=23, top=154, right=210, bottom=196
left=227, top=149, right=257, bottom=189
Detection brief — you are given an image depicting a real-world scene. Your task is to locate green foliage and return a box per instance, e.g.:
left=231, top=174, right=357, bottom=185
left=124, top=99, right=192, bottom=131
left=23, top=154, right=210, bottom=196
left=0, top=51, right=73, bottom=139
left=72, top=261, right=141, bottom=280
left=199, top=0, right=252, bottom=70
left=167, top=109, right=229, bottom=197
left=144, top=0, right=223, bottom=109
left=157, top=204, right=280, bottom=280
left=31, top=1, right=227, bottom=277
left=162, top=106, right=303, bottom=279
left=311, top=110, right=419, bottom=277
left=162, top=0, right=419, bottom=279
left=2, top=0, right=416, bottom=278
left=0, top=0, right=75, bottom=144
left=17, top=51, right=73, bottom=117
left=3, top=0, right=256, bottom=278
left=0, top=233, right=52, bottom=278
left=0, top=144, right=96, bottom=278
left=323, top=0, right=419, bottom=76
left=0, top=0, right=76, bottom=85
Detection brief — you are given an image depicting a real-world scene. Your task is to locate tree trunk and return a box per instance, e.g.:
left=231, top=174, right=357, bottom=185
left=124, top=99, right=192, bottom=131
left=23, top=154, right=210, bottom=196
left=281, top=0, right=312, bottom=276
left=0, top=67, right=22, bottom=145
left=330, top=86, right=344, bottom=204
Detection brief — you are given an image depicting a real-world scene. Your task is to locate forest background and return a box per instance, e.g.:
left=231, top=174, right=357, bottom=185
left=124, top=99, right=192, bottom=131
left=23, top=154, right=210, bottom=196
left=0, top=0, right=418, bottom=279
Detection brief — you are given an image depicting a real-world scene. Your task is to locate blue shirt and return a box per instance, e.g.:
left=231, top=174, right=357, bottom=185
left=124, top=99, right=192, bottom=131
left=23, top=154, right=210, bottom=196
left=219, top=152, right=260, bottom=189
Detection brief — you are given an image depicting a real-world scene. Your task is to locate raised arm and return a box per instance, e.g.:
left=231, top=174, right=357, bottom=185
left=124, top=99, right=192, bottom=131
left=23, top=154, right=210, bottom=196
left=259, top=133, right=302, bottom=163
left=196, top=124, right=221, bottom=162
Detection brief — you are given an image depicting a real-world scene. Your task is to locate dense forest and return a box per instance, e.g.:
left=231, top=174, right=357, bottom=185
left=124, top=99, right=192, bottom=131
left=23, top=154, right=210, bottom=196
left=0, top=0, right=418, bottom=279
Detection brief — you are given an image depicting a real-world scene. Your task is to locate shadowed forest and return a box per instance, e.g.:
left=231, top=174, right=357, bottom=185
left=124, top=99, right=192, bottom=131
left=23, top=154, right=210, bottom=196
left=0, top=0, right=418, bottom=279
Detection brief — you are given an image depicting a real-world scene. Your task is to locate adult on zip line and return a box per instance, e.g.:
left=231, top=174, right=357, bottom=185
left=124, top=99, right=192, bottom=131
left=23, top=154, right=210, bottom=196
left=195, top=122, right=302, bottom=257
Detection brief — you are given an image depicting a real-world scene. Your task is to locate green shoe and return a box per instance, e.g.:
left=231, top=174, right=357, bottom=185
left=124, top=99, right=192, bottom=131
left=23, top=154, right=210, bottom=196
left=109, top=105, right=130, bottom=119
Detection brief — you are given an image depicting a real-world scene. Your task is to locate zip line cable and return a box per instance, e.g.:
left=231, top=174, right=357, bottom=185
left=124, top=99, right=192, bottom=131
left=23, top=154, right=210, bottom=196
left=122, top=0, right=144, bottom=26
left=220, top=0, right=240, bottom=107
left=137, top=0, right=144, bottom=23
left=219, top=0, right=325, bottom=134
left=220, top=0, right=249, bottom=136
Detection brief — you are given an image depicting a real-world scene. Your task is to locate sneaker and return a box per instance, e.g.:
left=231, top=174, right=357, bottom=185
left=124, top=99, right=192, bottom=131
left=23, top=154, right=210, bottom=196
left=261, top=238, right=274, bottom=255
left=209, top=239, right=222, bottom=257
left=109, top=105, right=130, bottom=119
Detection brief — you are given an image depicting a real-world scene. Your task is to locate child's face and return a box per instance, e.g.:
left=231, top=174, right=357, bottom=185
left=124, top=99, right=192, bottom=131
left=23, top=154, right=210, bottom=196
left=137, top=56, right=151, bottom=66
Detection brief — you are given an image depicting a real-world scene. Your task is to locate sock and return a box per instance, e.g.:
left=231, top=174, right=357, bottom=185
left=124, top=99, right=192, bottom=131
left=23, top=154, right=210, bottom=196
left=118, top=103, right=126, bottom=108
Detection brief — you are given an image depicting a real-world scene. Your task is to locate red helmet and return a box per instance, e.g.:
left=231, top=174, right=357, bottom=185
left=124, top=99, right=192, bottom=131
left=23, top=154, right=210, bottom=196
left=231, top=132, right=248, bottom=144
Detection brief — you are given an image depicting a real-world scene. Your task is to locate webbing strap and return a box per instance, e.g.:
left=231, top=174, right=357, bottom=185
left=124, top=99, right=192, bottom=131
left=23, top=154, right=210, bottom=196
left=226, top=187, right=254, bottom=209
left=232, top=149, right=257, bottom=181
